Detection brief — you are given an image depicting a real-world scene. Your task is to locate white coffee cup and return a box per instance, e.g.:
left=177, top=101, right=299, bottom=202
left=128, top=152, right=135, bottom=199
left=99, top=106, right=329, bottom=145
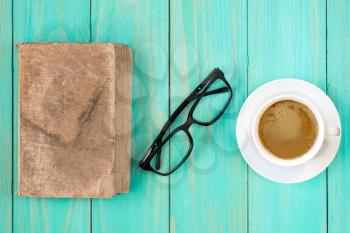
left=252, top=94, right=340, bottom=167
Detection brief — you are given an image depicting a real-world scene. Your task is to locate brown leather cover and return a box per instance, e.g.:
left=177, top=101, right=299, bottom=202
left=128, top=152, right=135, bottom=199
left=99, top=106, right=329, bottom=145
left=17, top=43, right=132, bottom=198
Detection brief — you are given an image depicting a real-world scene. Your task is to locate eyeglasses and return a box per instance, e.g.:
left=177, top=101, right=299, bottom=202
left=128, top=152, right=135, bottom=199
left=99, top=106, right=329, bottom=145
left=139, top=68, right=233, bottom=175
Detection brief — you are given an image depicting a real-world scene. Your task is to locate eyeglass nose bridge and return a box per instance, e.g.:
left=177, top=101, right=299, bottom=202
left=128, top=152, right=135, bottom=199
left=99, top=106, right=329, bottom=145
left=183, top=116, right=195, bottom=129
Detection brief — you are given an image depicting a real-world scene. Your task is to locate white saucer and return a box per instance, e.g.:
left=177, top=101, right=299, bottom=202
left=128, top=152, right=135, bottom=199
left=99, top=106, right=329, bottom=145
left=236, top=79, right=341, bottom=183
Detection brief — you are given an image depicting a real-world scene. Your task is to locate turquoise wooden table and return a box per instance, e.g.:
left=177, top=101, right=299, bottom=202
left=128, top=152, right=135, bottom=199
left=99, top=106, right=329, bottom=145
left=1, top=0, right=350, bottom=232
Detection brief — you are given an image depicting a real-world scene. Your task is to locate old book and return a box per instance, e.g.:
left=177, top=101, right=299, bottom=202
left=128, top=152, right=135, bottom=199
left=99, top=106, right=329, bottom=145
left=17, top=43, right=132, bottom=198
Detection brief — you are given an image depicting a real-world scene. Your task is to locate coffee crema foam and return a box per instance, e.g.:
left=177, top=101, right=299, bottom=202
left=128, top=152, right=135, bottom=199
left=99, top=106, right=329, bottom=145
left=258, top=100, right=318, bottom=159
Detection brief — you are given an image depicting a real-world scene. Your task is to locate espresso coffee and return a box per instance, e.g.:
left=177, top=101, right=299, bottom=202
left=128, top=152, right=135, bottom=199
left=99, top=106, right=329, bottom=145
left=258, top=100, right=318, bottom=159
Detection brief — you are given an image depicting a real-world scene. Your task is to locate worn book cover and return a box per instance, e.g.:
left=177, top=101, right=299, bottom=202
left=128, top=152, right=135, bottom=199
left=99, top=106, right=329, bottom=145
left=17, top=43, right=132, bottom=198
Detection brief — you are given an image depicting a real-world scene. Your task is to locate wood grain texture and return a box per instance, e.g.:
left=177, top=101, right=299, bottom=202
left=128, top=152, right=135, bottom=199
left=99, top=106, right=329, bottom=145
left=170, top=1, right=247, bottom=232
left=327, top=0, right=350, bottom=232
left=91, top=0, right=169, bottom=232
left=248, top=1, right=327, bottom=233
left=13, top=0, right=90, bottom=232
left=0, top=0, right=12, bottom=232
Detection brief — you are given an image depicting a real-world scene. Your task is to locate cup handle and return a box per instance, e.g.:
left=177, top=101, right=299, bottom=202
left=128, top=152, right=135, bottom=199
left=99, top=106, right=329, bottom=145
left=325, top=127, right=340, bottom=136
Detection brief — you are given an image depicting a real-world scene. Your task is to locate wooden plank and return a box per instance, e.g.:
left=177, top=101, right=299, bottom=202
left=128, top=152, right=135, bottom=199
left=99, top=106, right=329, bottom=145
left=13, top=0, right=90, bottom=232
left=327, top=0, right=350, bottom=232
left=0, top=0, right=12, bottom=232
left=248, top=1, right=327, bottom=233
left=170, top=1, right=247, bottom=232
left=91, top=1, right=169, bottom=233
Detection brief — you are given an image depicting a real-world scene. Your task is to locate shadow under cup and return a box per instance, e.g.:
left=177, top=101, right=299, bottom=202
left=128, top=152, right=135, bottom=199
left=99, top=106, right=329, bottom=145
left=252, top=95, right=325, bottom=167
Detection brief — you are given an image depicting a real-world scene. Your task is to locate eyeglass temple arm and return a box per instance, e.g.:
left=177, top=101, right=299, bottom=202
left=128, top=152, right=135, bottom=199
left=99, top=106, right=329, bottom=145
left=157, top=68, right=224, bottom=135
left=158, top=86, right=229, bottom=136
left=188, top=87, right=230, bottom=102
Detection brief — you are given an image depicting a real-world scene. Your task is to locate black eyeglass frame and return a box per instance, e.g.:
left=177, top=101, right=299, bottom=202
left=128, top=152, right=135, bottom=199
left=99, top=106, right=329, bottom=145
left=139, top=68, right=233, bottom=176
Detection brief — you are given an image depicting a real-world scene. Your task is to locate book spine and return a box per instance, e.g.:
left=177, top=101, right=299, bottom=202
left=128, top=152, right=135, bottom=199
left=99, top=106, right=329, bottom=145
left=16, top=44, right=23, bottom=196
left=114, top=45, right=132, bottom=194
